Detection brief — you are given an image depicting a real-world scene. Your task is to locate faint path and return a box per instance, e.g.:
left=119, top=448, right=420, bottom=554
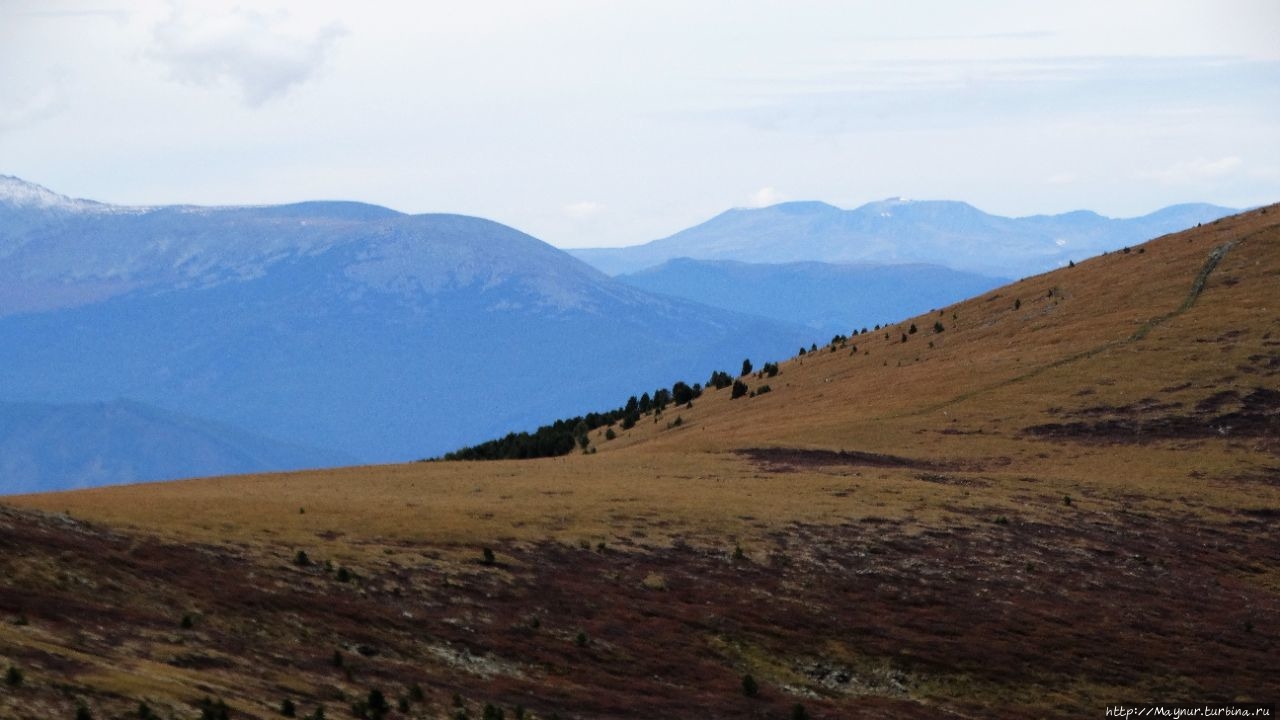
left=897, top=240, right=1238, bottom=418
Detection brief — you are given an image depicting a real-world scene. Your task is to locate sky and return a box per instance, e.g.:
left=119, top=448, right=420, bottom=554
left=2, top=1, right=1278, bottom=249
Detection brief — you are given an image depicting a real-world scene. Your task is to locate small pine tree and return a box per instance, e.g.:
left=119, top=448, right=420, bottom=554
left=908, top=323, right=918, bottom=334
left=740, top=358, right=753, bottom=376
left=1014, top=298, right=1021, bottom=310
left=741, top=673, right=759, bottom=697
left=281, top=698, right=297, bottom=717
left=409, top=683, right=426, bottom=703
left=481, top=547, right=496, bottom=565
left=294, top=550, right=311, bottom=566
left=791, top=702, right=810, bottom=720
left=933, top=320, right=944, bottom=333
left=731, top=380, right=749, bottom=399
left=575, top=631, right=589, bottom=647
left=5, top=664, right=22, bottom=686
left=76, top=706, right=93, bottom=720
left=332, top=650, right=344, bottom=667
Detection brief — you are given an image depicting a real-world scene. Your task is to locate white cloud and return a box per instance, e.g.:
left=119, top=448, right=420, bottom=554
left=1044, top=172, right=1077, bottom=185
left=1139, top=156, right=1243, bottom=185
left=563, top=201, right=603, bottom=219
left=149, top=4, right=346, bottom=107
left=749, top=187, right=782, bottom=207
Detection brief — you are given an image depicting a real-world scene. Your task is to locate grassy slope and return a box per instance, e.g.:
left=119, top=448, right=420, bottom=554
left=2, top=206, right=1277, bottom=719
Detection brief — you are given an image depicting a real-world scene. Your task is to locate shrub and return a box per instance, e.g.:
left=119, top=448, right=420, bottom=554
left=336, top=567, right=352, bottom=583
left=1014, top=298, right=1021, bottom=310
left=741, top=673, right=759, bottom=697
left=398, top=697, right=410, bottom=713
left=483, top=704, right=505, bottom=720
left=6, top=664, right=22, bottom=686
left=281, top=698, right=297, bottom=717
left=756, top=385, right=771, bottom=395
left=76, top=706, right=93, bottom=720
left=791, top=703, right=810, bottom=720
left=482, top=547, right=496, bottom=565
left=709, top=370, right=733, bottom=390
left=933, top=321, right=944, bottom=333
left=198, top=697, right=230, bottom=720
left=309, top=708, right=326, bottom=720
left=731, top=380, right=749, bottom=399
left=763, top=362, right=779, bottom=377
left=367, top=689, right=390, bottom=719
left=604, top=427, right=617, bottom=440
left=137, top=702, right=159, bottom=720
left=575, top=631, right=589, bottom=647
left=294, top=550, right=311, bottom=566
left=908, top=323, right=918, bottom=334
left=798, top=347, right=806, bottom=356
left=901, top=333, right=908, bottom=343
left=181, top=614, right=195, bottom=629
left=332, top=650, right=344, bottom=667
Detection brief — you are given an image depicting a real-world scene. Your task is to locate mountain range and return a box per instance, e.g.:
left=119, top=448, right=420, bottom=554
left=0, top=175, right=811, bottom=489
left=0, top=176, right=1240, bottom=492
left=569, top=198, right=1239, bottom=277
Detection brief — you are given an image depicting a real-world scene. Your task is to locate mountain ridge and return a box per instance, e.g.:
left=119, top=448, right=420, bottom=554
left=569, top=198, right=1239, bottom=276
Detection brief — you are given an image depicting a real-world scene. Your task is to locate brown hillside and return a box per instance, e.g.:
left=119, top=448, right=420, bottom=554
left=3, top=206, right=1278, bottom=719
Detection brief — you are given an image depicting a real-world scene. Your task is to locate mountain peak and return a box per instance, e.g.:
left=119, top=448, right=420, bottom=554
left=0, top=175, right=104, bottom=212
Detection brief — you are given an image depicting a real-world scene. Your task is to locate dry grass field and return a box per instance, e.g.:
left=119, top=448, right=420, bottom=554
left=2, top=206, right=1277, bottom=719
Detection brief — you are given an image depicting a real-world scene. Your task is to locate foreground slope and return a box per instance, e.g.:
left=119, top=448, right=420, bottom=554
left=2, top=206, right=1277, bottom=719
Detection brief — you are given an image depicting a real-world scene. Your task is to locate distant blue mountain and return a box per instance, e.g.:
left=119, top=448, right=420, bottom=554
left=0, top=399, right=355, bottom=495
left=0, top=176, right=812, bottom=486
left=618, top=259, right=1008, bottom=337
left=570, top=198, right=1239, bottom=276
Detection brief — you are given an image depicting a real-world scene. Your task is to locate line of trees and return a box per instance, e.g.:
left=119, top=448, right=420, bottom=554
left=439, top=380, right=705, bottom=461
